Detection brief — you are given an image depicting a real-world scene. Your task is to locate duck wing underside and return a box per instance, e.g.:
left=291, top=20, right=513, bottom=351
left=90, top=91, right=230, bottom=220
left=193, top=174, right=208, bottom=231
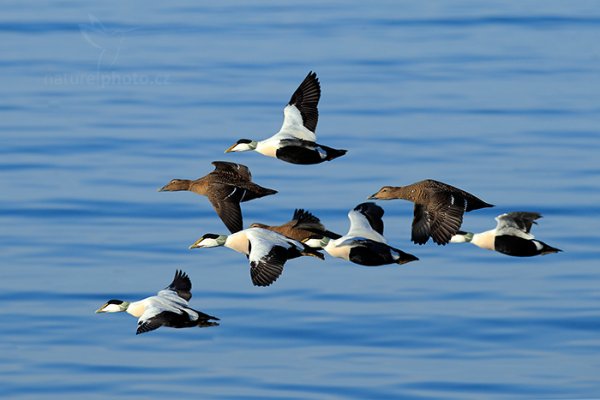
left=208, top=190, right=244, bottom=233
left=411, top=205, right=431, bottom=244
left=137, top=314, right=167, bottom=334
left=412, top=202, right=464, bottom=245
left=249, top=245, right=287, bottom=287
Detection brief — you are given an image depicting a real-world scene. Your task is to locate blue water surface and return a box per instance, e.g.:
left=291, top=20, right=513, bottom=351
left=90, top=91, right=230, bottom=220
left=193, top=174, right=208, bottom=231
left=1, top=1, right=600, bottom=399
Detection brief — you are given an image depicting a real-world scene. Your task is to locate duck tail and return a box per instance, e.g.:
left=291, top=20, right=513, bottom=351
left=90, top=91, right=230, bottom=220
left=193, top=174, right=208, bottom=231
left=540, top=243, right=562, bottom=255
left=244, top=184, right=278, bottom=201
left=301, top=246, right=325, bottom=260
left=262, top=187, right=278, bottom=197
left=196, top=311, right=220, bottom=327
left=324, top=147, right=347, bottom=161
left=393, top=248, right=419, bottom=265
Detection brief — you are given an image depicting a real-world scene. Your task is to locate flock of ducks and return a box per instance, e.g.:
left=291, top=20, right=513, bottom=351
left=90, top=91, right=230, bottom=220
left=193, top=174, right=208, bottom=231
left=96, top=72, right=562, bottom=334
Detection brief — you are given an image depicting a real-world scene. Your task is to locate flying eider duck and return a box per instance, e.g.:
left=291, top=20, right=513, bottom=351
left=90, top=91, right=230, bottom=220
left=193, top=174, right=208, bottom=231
left=313, top=202, right=418, bottom=266
left=189, top=227, right=324, bottom=287
left=369, top=179, right=493, bottom=245
left=95, top=270, right=219, bottom=335
left=159, top=161, right=277, bottom=233
left=450, top=211, right=562, bottom=257
left=249, top=208, right=341, bottom=248
left=224, top=71, right=347, bottom=165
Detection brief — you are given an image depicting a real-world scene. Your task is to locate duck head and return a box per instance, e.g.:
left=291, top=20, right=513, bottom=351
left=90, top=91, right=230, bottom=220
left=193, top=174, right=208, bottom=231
left=368, top=186, right=396, bottom=200
left=249, top=222, right=268, bottom=229
left=225, top=139, right=258, bottom=153
left=189, top=233, right=228, bottom=249
left=159, top=179, right=192, bottom=192
left=96, top=299, right=130, bottom=313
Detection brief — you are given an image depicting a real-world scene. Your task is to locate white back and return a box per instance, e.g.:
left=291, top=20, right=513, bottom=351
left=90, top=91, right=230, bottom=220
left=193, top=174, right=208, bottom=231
left=245, top=227, right=300, bottom=264
left=346, top=209, right=387, bottom=243
left=494, top=214, right=535, bottom=239
left=138, top=290, right=197, bottom=324
left=273, top=104, right=317, bottom=142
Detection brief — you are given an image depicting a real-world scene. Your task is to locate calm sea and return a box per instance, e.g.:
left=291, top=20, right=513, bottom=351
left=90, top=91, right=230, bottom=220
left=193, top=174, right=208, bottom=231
left=2, top=1, right=600, bottom=399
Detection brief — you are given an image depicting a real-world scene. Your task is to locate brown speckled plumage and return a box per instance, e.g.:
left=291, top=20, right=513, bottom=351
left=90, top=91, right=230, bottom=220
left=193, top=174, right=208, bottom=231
left=369, top=179, right=493, bottom=245
left=250, top=209, right=340, bottom=243
left=159, top=161, right=277, bottom=233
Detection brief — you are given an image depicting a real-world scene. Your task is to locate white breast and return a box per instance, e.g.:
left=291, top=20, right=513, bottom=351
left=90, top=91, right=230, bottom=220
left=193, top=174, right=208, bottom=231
left=256, top=138, right=280, bottom=158
left=225, top=231, right=250, bottom=254
left=471, top=230, right=496, bottom=251
left=126, top=300, right=147, bottom=318
left=324, top=238, right=352, bottom=261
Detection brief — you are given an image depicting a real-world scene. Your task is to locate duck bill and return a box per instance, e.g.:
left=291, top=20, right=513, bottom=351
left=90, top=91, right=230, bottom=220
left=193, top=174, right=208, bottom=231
left=367, top=193, right=379, bottom=200
left=189, top=238, right=205, bottom=249
left=157, top=184, right=168, bottom=192
left=95, top=304, right=108, bottom=313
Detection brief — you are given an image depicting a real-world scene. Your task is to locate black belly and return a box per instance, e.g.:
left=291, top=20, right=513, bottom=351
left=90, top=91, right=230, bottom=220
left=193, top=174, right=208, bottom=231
left=494, top=235, right=540, bottom=257
left=158, top=311, right=199, bottom=328
left=348, top=245, right=395, bottom=266
left=276, top=145, right=325, bottom=165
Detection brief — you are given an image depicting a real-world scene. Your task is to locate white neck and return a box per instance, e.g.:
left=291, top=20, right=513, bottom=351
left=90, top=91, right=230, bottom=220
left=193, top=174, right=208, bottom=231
left=324, top=238, right=351, bottom=260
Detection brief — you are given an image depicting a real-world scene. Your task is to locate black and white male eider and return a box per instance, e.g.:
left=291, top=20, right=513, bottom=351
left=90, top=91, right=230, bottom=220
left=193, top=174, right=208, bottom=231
left=314, top=202, right=418, bottom=266
left=96, top=270, right=219, bottom=335
left=224, top=71, right=347, bottom=165
left=369, top=179, right=494, bottom=245
left=450, top=211, right=562, bottom=257
left=189, top=227, right=324, bottom=287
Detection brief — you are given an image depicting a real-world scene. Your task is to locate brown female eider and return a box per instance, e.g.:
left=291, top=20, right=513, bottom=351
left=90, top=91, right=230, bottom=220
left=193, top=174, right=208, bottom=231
left=159, top=161, right=277, bottom=233
left=369, top=179, right=493, bottom=245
